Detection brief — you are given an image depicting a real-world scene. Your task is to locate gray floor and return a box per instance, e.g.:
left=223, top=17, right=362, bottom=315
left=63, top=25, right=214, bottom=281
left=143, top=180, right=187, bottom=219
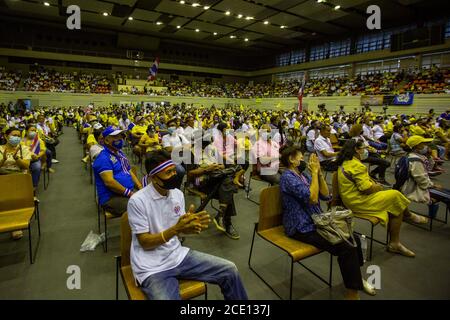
left=0, top=127, right=449, bottom=300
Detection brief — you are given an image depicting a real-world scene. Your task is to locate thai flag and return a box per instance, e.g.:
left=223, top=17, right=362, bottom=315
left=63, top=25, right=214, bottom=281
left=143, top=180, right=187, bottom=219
left=297, top=74, right=306, bottom=113
left=30, top=134, right=41, bottom=155
left=147, top=57, right=160, bottom=81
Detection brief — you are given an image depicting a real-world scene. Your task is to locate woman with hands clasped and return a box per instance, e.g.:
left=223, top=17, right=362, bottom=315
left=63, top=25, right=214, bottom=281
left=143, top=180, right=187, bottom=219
left=127, top=149, right=248, bottom=300
left=280, top=146, right=376, bottom=300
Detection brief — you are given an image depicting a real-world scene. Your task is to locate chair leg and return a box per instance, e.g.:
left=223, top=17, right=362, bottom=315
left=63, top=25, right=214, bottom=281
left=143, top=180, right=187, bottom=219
left=28, top=224, right=33, bottom=264
left=115, top=256, right=120, bottom=300
left=97, top=204, right=101, bottom=234
left=104, top=209, right=108, bottom=253
left=36, top=205, right=41, bottom=237
left=247, top=224, right=257, bottom=267
left=289, top=258, right=294, bottom=300
left=328, top=254, right=333, bottom=287
left=369, top=224, right=374, bottom=261
left=204, top=285, right=208, bottom=300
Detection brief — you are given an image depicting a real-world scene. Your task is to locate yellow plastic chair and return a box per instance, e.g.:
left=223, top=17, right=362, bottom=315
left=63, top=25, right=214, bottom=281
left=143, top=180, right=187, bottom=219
left=0, top=173, right=41, bottom=264
left=115, top=213, right=207, bottom=300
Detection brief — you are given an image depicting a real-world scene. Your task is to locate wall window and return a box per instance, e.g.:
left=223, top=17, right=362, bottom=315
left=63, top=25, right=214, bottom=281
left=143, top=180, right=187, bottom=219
left=329, top=38, right=351, bottom=58
left=310, top=44, right=329, bottom=61
left=291, top=49, right=306, bottom=65
left=275, top=49, right=306, bottom=66
left=446, top=18, right=450, bottom=39
left=356, top=32, right=384, bottom=53
left=275, top=71, right=305, bottom=81
left=275, top=52, right=290, bottom=67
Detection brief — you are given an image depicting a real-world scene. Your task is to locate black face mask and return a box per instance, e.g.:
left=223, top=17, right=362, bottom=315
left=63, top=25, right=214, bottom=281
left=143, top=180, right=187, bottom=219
left=156, top=174, right=179, bottom=190
left=297, top=160, right=307, bottom=173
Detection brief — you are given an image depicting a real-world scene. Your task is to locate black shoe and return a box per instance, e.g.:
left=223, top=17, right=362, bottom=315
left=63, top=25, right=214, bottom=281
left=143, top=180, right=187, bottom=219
left=225, top=223, right=240, bottom=240
left=213, top=215, right=226, bottom=232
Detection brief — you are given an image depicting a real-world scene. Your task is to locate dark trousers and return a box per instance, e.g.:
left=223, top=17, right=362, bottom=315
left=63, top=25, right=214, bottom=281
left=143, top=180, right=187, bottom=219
left=292, top=231, right=364, bottom=290
left=363, top=153, right=390, bottom=179
left=46, top=139, right=59, bottom=159
left=320, top=159, right=339, bottom=172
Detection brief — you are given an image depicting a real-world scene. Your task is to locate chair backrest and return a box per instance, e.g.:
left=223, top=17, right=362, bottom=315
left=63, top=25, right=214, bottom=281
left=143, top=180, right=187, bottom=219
left=0, top=173, right=34, bottom=211
left=258, top=185, right=282, bottom=232
left=120, top=212, right=132, bottom=267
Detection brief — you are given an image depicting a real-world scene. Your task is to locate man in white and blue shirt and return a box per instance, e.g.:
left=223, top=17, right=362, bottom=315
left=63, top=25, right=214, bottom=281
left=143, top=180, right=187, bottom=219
left=93, top=126, right=142, bottom=216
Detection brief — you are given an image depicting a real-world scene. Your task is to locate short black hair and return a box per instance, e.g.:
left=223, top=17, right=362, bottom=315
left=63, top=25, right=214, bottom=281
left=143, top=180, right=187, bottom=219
left=280, top=145, right=302, bottom=168
left=336, top=139, right=365, bottom=166
left=5, top=127, right=20, bottom=135
left=145, top=149, right=172, bottom=174
left=217, top=122, right=228, bottom=132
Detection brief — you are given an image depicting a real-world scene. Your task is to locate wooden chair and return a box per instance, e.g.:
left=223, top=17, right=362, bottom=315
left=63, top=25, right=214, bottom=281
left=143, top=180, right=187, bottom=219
left=248, top=186, right=333, bottom=300
left=115, top=213, right=207, bottom=300
left=0, top=174, right=41, bottom=264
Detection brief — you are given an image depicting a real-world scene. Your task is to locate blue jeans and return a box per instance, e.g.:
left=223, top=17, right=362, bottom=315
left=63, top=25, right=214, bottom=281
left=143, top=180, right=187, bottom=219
left=140, top=250, right=248, bottom=300
left=30, top=160, right=41, bottom=188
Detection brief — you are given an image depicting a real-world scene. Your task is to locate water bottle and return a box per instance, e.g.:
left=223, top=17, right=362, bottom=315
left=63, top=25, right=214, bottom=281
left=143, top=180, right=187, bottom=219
left=361, top=235, right=367, bottom=263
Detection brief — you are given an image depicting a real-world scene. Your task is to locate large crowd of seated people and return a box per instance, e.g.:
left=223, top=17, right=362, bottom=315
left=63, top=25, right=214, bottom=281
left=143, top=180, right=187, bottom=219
left=1, top=66, right=450, bottom=97
left=0, top=68, right=22, bottom=91
left=1, top=100, right=450, bottom=299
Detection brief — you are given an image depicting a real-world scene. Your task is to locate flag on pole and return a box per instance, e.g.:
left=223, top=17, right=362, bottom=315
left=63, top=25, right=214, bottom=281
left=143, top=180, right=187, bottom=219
left=30, top=133, right=41, bottom=155
left=297, top=74, right=306, bottom=113
left=147, top=57, right=160, bottom=81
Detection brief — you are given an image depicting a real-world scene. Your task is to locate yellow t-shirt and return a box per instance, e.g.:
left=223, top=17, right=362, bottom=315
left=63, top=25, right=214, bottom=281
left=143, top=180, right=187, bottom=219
left=86, top=134, right=97, bottom=146
left=131, top=125, right=147, bottom=136
left=139, top=133, right=161, bottom=152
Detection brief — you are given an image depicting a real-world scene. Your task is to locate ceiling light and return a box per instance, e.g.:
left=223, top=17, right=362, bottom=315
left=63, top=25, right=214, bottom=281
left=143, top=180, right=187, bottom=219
left=317, top=0, right=326, bottom=3
left=225, top=11, right=231, bottom=15
left=334, top=5, right=341, bottom=10
left=134, top=60, right=138, bottom=63
left=213, top=32, right=217, bottom=35
left=180, top=0, right=185, bottom=4
left=245, top=16, right=254, bottom=20
left=230, top=35, right=236, bottom=39
left=177, top=25, right=181, bottom=29
left=192, top=3, right=200, bottom=7
left=263, top=21, right=269, bottom=25
left=244, top=38, right=249, bottom=42
left=203, top=6, right=210, bottom=10
left=128, top=17, right=133, bottom=20
left=195, top=29, right=200, bottom=32
left=103, top=12, right=108, bottom=16
left=280, top=25, right=286, bottom=29
left=156, top=22, right=162, bottom=25
left=237, top=14, right=243, bottom=18
left=44, top=2, right=50, bottom=6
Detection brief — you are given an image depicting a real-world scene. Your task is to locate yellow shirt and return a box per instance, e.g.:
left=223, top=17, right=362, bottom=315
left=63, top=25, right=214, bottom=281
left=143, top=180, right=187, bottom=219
left=108, top=116, right=119, bottom=126
left=409, top=124, right=426, bottom=136
left=86, top=134, right=97, bottom=146
left=338, top=157, right=410, bottom=225
left=100, top=114, right=108, bottom=124
left=131, top=125, right=147, bottom=136
left=139, top=133, right=161, bottom=152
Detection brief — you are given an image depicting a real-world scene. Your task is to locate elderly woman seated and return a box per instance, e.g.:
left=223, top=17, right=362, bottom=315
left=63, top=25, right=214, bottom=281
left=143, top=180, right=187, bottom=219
left=336, top=139, right=428, bottom=258
left=279, top=146, right=376, bottom=300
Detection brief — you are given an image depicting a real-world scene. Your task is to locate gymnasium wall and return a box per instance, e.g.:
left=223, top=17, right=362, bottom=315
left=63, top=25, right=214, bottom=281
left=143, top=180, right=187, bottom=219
left=1, top=91, right=449, bottom=115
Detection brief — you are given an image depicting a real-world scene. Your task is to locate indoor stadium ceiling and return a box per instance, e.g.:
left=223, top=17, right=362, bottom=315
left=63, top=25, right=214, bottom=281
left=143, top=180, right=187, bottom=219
left=1, top=0, right=449, bottom=52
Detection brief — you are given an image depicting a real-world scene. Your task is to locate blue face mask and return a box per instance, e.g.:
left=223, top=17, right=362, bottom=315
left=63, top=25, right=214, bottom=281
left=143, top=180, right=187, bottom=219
left=9, top=136, right=21, bottom=146
left=112, top=139, right=124, bottom=150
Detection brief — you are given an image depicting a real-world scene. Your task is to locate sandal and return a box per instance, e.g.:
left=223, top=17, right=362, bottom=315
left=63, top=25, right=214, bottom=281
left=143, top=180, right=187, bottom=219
left=406, top=213, right=429, bottom=224
left=387, top=244, right=415, bottom=258
left=362, top=280, right=377, bottom=296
